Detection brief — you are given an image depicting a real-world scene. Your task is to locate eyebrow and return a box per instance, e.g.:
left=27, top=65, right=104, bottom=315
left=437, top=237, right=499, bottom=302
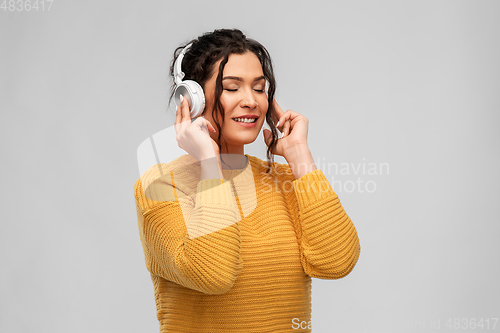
left=222, top=75, right=265, bottom=82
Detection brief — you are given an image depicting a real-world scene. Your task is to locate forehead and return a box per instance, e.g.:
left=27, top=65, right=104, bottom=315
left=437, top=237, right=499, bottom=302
left=222, top=52, right=263, bottom=76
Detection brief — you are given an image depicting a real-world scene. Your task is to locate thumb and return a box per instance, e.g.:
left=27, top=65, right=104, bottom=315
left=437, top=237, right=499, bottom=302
left=263, top=128, right=271, bottom=146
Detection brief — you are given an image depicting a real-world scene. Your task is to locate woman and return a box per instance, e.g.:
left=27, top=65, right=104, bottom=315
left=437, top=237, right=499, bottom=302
left=134, top=28, right=361, bottom=333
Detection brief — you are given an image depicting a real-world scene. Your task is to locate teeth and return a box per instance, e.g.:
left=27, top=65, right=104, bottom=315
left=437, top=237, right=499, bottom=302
left=234, top=118, right=257, bottom=123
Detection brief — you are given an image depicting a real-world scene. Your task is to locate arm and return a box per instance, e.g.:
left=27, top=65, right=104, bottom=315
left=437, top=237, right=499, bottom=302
left=269, top=100, right=360, bottom=278
left=282, top=147, right=361, bottom=279
left=134, top=164, right=243, bottom=294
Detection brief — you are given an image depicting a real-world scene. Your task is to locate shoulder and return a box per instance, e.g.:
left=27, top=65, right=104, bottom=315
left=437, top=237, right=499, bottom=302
left=246, top=154, right=294, bottom=183
left=134, top=154, right=200, bottom=212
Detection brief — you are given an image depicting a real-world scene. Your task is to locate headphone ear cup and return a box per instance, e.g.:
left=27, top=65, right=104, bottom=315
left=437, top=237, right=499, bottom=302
left=174, top=80, right=206, bottom=118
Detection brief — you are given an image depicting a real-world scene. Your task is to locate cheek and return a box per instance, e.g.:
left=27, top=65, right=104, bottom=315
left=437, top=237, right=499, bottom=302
left=220, top=94, right=239, bottom=112
left=261, top=99, right=269, bottom=112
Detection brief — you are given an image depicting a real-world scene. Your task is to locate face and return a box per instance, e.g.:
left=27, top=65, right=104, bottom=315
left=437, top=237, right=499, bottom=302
left=202, top=51, right=269, bottom=155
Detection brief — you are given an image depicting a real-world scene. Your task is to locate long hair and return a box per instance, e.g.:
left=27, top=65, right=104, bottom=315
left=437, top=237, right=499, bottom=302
left=168, top=28, right=280, bottom=174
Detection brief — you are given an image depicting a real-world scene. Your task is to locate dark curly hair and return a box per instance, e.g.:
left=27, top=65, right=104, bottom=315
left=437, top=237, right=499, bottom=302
left=168, top=28, right=280, bottom=175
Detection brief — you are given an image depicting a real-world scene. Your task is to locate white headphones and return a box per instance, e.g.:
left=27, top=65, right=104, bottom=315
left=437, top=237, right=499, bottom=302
left=173, top=43, right=206, bottom=118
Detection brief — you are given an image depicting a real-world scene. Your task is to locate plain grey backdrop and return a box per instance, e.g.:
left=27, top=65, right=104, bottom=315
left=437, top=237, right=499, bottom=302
left=1, top=1, right=499, bottom=332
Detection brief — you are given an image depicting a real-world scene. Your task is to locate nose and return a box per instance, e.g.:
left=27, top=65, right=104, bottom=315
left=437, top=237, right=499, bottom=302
left=240, top=99, right=258, bottom=109
left=239, top=88, right=259, bottom=109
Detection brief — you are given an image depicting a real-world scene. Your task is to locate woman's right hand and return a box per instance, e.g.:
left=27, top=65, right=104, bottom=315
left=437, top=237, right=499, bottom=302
left=174, top=95, right=219, bottom=162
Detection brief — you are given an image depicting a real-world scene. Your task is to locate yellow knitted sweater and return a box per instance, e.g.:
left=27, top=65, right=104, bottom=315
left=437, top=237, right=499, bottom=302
left=134, top=153, right=361, bottom=333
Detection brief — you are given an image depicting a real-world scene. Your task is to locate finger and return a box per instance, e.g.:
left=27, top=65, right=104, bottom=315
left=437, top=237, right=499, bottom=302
left=277, top=111, right=292, bottom=132
left=199, top=119, right=209, bottom=134
left=198, top=116, right=216, bottom=132
left=206, top=119, right=217, bottom=133
left=174, top=105, right=183, bottom=135
left=179, top=95, right=192, bottom=131
left=283, top=119, right=291, bottom=138
left=273, top=99, right=285, bottom=124
left=262, top=128, right=271, bottom=147
left=180, top=95, right=191, bottom=121
left=194, top=116, right=217, bottom=133
left=175, top=105, right=181, bottom=126
left=263, top=128, right=276, bottom=151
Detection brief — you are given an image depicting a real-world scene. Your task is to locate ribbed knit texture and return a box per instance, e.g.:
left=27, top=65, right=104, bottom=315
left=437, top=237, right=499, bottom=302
left=134, top=154, right=361, bottom=333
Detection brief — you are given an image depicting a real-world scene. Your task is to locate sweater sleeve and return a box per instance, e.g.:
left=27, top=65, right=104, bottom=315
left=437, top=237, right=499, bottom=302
left=283, top=167, right=361, bottom=279
left=134, top=170, right=243, bottom=295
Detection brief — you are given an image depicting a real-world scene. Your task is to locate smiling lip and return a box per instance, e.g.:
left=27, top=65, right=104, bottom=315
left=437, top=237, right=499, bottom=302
left=232, top=114, right=259, bottom=119
left=232, top=117, right=258, bottom=127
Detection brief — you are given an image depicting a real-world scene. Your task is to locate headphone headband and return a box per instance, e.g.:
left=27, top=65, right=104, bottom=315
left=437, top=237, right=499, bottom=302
left=173, top=43, right=193, bottom=85
left=172, top=42, right=206, bottom=118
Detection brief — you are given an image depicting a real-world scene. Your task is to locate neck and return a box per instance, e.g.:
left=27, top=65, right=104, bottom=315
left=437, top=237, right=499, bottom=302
left=219, top=153, right=248, bottom=170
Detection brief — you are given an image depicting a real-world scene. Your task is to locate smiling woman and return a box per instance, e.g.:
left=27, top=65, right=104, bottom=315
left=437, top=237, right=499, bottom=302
left=167, top=29, right=279, bottom=172
left=133, top=28, right=361, bottom=333
left=201, top=52, right=270, bottom=155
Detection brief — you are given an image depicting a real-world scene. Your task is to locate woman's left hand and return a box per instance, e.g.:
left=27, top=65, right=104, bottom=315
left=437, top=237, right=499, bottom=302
left=263, top=99, right=309, bottom=159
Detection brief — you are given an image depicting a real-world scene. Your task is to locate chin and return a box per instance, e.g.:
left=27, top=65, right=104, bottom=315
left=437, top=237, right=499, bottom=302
left=230, top=134, right=259, bottom=146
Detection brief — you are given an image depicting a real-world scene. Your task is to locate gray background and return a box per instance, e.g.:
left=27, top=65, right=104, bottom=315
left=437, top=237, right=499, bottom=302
left=1, top=0, right=499, bottom=332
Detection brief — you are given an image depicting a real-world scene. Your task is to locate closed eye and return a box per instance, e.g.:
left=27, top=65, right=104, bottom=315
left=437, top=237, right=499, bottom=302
left=224, top=88, right=265, bottom=93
